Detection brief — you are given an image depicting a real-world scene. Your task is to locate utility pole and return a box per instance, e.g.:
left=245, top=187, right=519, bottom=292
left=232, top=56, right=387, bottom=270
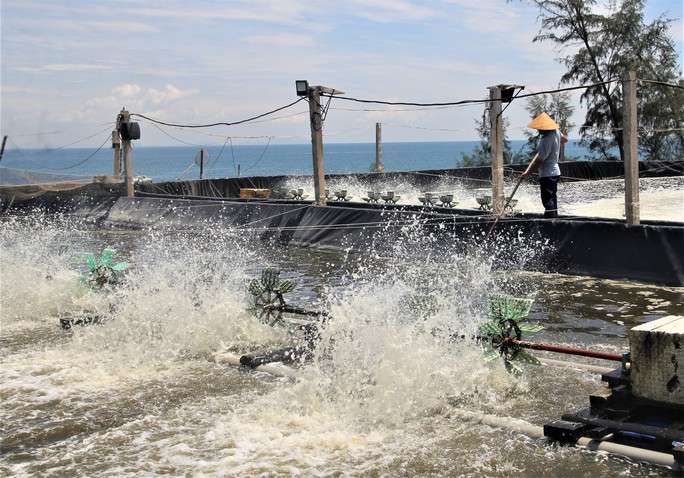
left=623, top=71, right=640, bottom=225
left=119, top=108, right=134, bottom=197
left=112, top=127, right=122, bottom=179
left=296, top=80, right=344, bottom=206
left=375, top=123, right=384, bottom=173
left=308, top=86, right=326, bottom=205
left=117, top=108, right=140, bottom=198
left=0, top=135, right=8, bottom=162
left=488, top=85, right=504, bottom=216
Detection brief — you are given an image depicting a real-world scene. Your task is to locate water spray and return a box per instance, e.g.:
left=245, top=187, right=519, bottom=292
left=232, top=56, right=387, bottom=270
left=60, top=248, right=128, bottom=329
left=239, top=269, right=629, bottom=376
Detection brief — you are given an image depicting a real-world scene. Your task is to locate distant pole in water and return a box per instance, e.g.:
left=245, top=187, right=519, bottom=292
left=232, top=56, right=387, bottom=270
left=0, top=135, right=7, bottom=162
left=375, top=123, right=384, bottom=173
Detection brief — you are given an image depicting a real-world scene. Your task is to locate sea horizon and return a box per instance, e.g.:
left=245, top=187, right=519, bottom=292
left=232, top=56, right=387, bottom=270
left=1, top=139, right=607, bottom=184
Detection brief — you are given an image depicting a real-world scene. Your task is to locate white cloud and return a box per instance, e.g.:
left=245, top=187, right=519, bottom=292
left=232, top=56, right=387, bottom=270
left=1, top=0, right=681, bottom=147
left=241, top=33, right=314, bottom=47
left=147, top=84, right=188, bottom=104
left=13, top=63, right=114, bottom=74
left=108, top=83, right=192, bottom=107
left=346, top=0, right=438, bottom=22
left=112, top=84, right=143, bottom=98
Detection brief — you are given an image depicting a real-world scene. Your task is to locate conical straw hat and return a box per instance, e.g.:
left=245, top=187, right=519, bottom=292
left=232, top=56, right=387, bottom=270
left=527, top=112, right=559, bottom=130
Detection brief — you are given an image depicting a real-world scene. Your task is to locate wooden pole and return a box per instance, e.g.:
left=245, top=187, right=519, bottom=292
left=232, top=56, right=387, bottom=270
left=489, top=86, right=504, bottom=216
left=375, top=122, right=384, bottom=173
left=623, top=71, right=640, bottom=225
left=112, top=129, right=121, bottom=178
left=120, top=108, right=134, bottom=198
left=309, top=86, right=326, bottom=206
left=199, top=149, right=205, bottom=179
left=0, top=135, right=8, bottom=162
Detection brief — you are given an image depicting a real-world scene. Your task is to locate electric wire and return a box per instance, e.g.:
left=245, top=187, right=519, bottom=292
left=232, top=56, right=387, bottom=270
left=130, top=98, right=306, bottom=129
left=638, top=79, right=684, bottom=89
left=323, top=79, right=622, bottom=107
left=7, top=126, right=113, bottom=160
left=145, top=121, right=202, bottom=147
left=46, top=130, right=112, bottom=171
left=239, top=136, right=274, bottom=174
left=11, top=123, right=113, bottom=138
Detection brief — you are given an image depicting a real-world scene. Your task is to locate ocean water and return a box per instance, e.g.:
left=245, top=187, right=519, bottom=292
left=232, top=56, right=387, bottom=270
left=1, top=140, right=594, bottom=183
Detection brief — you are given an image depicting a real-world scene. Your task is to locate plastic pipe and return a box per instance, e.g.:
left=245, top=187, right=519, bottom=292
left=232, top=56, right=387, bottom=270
left=214, top=352, right=298, bottom=378
left=449, top=410, right=681, bottom=471
left=449, top=409, right=545, bottom=439
left=576, top=437, right=681, bottom=471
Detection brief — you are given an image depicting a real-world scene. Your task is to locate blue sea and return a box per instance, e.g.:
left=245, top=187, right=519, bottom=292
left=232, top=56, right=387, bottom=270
left=1, top=140, right=594, bottom=184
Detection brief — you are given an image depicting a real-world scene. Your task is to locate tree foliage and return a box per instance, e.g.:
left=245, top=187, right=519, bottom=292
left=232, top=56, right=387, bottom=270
left=523, top=92, right=576, bottom=160
left=519, top=0, right=683, bottom=161
left=460, top=103, right=526, bottom=167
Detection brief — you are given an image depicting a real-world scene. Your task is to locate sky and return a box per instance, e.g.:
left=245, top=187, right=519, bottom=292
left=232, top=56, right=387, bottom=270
left=1, top=0, right=682, bottom=150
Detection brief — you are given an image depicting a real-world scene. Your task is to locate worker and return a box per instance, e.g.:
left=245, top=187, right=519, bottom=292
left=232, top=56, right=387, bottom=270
left=521, top=112, right=568, bottom=218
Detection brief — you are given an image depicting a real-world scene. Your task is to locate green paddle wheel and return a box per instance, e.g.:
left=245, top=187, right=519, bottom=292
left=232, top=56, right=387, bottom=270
left=82, top=248, right=129, bottom=290
left=248, top=268, right=298, bottom=325
left=479, top=295, right=544, bottom=375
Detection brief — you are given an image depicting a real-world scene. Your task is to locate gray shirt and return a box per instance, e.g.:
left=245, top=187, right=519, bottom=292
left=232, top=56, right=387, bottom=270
left=537, top=130, right=561, bottom=178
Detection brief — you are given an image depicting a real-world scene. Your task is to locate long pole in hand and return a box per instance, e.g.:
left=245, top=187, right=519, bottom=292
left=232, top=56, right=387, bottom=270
left=485, top=175, right=524, bottom=240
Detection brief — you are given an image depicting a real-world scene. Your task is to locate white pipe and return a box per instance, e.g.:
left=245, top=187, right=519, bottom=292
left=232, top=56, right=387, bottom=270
left=576, top=437, right=681, bottom=471
left=539, top=357, right=615, bottom=374
left=214, top=352, right=299, bottom=378
left=448, top=409, right=545, bottom=438
left=213, top=355, right=680, bottom=471
left=450, top=410, right=681, bottom=471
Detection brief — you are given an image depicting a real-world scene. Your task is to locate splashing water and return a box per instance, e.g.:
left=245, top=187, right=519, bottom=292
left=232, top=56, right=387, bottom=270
left=1, top=213, right=680, bottom=477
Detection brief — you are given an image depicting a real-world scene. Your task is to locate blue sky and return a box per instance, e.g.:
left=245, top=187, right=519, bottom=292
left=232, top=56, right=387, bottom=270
left=2, top=0, right=682, bottom=150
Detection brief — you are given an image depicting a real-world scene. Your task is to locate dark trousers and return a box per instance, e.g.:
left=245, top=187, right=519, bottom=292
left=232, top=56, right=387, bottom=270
left=539, top=175, right=560, bottom=218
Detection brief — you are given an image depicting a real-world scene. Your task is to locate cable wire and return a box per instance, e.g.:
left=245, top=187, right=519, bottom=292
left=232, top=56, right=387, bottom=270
left=638, top=79, right=684, bottom=89
left=48, top=131, right=112, bottom=171
left=325, top=79, right=622, bottom=108
left=131, top=98, right=307, bottom=129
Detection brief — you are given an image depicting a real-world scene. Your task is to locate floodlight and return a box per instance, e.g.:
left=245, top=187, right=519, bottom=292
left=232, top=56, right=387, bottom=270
left=295, top=80, right=309, bottom=96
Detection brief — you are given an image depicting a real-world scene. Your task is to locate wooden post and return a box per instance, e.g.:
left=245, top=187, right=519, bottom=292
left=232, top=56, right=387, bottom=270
left=0, top=135, right=8, bottom=162
left=309, top=86, right=326, bottom=206
left=489, top=86, right=504, bottom=216
left=199, top=149, right=205, bottom=179
left=375, top=122, right=384, bottom=173
left=112, top=129, right=121, bottom=178
left=120, top=108, right=134, bottom=198
left=623, top=71, right=640, bottom=225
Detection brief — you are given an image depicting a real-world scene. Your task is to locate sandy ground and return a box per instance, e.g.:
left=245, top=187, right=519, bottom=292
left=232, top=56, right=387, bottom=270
left=511, top=176, right=683, bottom=222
